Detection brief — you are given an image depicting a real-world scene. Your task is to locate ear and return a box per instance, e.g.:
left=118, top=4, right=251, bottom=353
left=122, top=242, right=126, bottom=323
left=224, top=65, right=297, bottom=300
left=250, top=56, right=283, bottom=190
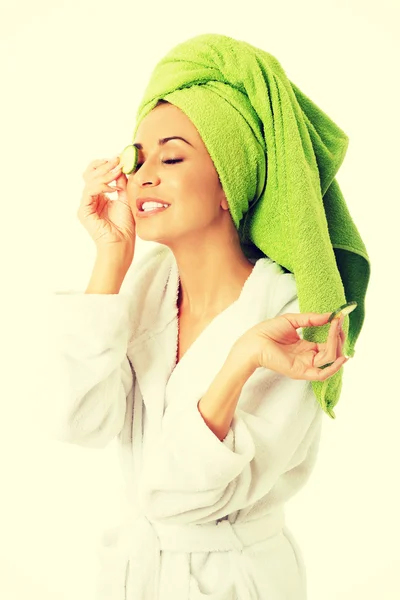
left=220, top=193, right=230, bottom=211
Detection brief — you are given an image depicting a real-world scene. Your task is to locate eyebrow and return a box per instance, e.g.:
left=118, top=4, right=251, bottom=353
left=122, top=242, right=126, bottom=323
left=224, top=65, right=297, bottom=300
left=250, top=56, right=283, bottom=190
left=133, top=136, right=194, bottom=150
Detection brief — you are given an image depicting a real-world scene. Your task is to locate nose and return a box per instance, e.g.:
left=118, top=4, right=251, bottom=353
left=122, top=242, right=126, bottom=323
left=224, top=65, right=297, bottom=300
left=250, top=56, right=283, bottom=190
left=134, top=159, right=161, bottom=187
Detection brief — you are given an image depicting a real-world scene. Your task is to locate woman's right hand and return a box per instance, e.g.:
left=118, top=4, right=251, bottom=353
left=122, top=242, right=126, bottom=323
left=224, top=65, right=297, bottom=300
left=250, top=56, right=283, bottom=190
left=77, top=156, right=136, bottom=251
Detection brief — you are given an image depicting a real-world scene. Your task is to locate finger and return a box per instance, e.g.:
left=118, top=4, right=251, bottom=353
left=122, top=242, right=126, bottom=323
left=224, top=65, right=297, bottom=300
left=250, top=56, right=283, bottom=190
left=93, top=158, right=109, bottom=168
left=102, top=162, right=123, bottom=183
left=306, top=355, right=348, bottom=381
left=114, top=173, right=127, bottom=198
left=96, top=156, right=120, bottom=168
left=314, top=317, right=340, bottom=367
left=337, top=319, right=344, bottom=357
left=82, top=182, right=120, bottom=201
left=102, top=160, right=121, bottom=178
left=328, top=316, right=341, bottom=359
left=285, top=311, right=337, bottom=330
left=82, top=158, right=108, bottom=176
left=115, top=170, right=127, bottom=185
left=83, top=157, right=120, bottom=179
left=86, top=163, right=122, bottom=186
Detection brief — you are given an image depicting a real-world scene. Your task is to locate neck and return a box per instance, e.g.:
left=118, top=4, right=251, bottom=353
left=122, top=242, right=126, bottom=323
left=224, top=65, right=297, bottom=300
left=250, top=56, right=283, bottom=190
left=172, top=243, right=255, bottom=320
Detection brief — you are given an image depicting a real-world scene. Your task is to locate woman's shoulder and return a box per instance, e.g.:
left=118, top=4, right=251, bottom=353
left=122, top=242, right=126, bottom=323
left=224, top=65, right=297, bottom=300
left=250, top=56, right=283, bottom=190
left=253, top=256, right=299, bottom=314
left=120, top=244, right=174, bottom=340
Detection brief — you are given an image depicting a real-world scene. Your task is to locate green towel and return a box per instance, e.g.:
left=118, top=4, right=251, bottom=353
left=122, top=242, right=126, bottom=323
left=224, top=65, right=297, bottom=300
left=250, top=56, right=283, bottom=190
left=130, top=32, right=371, bottom=419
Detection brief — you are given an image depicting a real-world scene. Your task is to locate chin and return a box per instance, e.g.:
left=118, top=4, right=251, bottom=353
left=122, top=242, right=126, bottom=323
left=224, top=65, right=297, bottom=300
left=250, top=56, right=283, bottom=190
left=136, top=231, right=170, bottom=245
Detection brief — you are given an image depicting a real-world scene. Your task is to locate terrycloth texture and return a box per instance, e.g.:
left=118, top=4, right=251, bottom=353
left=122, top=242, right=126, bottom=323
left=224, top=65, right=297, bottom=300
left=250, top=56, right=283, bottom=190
left=131, top=33, right=371, bottom=419
left=51, top=244, right=324, bottom=600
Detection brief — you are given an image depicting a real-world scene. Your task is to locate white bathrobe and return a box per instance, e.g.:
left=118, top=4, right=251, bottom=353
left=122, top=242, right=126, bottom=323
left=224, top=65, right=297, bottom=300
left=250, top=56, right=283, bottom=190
left=51, top=244, right=324, bottom=600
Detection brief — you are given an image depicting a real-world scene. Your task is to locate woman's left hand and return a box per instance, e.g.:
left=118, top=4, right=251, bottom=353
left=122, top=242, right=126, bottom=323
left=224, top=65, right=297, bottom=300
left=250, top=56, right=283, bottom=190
left=231, top=312, right=349, bottom=381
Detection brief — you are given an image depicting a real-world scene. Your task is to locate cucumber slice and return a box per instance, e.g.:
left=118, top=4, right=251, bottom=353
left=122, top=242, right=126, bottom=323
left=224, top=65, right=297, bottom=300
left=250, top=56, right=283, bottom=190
left=328, top=301, right=357, bottom=323
left=120, top=144, right=138, bottom=175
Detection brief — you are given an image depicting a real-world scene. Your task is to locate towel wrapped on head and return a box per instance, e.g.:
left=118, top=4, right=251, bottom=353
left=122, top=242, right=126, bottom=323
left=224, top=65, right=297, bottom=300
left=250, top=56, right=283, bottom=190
left=131, top=32, right=371, bottom=419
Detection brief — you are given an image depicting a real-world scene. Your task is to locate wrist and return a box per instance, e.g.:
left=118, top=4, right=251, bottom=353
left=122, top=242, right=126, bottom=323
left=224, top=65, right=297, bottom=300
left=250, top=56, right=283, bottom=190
left=197, top=347, right=256, bottom=441
left=96, top=244, right=134, bottom=268
left=226, top=343, right=258, bottom=381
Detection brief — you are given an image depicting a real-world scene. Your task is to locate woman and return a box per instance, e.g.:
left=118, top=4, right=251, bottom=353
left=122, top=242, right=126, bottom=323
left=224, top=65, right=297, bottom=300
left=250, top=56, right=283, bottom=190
left=53, top=33, right=369, bottom=600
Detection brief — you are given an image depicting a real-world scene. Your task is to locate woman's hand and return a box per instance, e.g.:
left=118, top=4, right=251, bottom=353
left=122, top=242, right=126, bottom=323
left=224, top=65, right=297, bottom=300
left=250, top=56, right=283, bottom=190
left=230, top=312, right=349, bottom=381
left=77, top=156, right=136, bottom=251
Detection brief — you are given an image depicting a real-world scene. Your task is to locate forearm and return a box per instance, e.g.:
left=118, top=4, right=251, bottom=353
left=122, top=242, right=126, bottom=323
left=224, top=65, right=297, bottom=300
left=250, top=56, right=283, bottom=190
left=85, top=246, right=134, bottom=294
left=197, top=351, right=257, bottom=442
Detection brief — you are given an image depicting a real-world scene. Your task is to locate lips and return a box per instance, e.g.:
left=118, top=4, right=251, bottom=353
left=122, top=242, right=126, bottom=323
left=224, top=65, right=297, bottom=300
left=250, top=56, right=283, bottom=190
left=136, top=205, right=170, bottom=218
left=136, top=197, right=170, bottom=211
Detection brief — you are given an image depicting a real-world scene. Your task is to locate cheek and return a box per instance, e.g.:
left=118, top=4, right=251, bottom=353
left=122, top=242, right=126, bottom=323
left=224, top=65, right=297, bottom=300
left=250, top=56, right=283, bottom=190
left=170, top=170, right=197, bottom=190
left=173, top=169, right=217, bottom=200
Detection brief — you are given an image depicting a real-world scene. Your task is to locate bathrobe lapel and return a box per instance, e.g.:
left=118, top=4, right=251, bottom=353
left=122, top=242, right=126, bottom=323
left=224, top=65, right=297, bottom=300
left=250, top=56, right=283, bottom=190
left=163, top=254, right=295, bottom=411
left=129, top=251, right=296, bottom=458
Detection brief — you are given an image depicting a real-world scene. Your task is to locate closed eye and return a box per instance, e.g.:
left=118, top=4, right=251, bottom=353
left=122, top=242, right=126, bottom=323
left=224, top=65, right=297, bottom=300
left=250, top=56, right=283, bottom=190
left=135, top=159, right=183, bottom=170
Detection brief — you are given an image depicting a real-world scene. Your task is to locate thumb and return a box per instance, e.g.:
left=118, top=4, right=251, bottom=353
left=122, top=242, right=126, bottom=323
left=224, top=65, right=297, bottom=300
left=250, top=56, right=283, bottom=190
left=115, top=171, right=127, bottom=187
left=114, top=172, right=129, bottom=200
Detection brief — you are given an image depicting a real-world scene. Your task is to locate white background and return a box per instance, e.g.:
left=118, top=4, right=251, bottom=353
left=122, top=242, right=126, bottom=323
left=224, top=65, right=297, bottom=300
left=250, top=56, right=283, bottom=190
left=1, top=0, right=399, bottom=598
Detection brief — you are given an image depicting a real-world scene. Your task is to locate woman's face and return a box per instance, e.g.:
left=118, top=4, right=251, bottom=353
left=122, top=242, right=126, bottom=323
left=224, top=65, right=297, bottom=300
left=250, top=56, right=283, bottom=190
left=126, top=102, right=230, bottom=246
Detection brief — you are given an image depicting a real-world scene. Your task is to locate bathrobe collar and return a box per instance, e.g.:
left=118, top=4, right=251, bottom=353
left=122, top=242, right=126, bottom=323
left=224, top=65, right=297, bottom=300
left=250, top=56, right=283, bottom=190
left=128, top=247, right=297, bottom=448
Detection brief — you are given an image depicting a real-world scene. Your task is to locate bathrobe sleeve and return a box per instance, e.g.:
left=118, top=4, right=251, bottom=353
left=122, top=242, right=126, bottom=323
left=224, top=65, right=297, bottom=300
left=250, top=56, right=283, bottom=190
left=49, top=290, right=134, bottom=449
left=137, top=296, right=324, bottom=525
